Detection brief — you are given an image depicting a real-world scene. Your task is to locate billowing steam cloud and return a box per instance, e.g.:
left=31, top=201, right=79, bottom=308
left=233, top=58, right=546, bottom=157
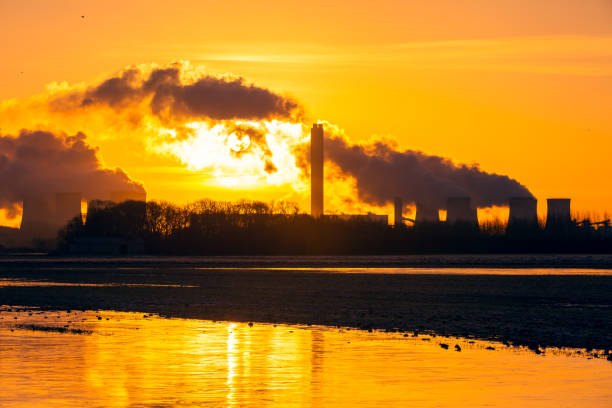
left=0, top=130, right=144, bottom=215
left=51, top=64, right=301, bottom=123
left=324, top=135, right=532, bottom=209
left=0, top=61, right=533, bottom=217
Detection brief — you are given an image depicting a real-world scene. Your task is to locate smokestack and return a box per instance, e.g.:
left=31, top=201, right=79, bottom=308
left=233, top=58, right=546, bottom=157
left=55, top=192, right=82, bottom=227
left=446, top=197, right=478, bottom=226
left=546, top=198, right=571, bottom=229
left=508, top=197, right=538, bottom=228
left=110, top=191, right=147, bottom=203
left=394, top=197, right=403, bottom=228
left=310, top=123, right=324, bottom=218
left=416, top=202, right=439, bottom=223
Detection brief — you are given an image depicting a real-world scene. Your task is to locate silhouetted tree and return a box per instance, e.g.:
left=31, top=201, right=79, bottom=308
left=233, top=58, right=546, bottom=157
left=57, top=199, right=612, bottom=255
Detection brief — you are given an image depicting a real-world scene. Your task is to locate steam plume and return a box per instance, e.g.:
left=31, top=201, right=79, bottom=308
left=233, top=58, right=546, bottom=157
left=0, top=130, right=145, bottom=214
left=0, top=62, right=533, bottom=215
left=52, top=64, right=301, bottom=123
left=324, top=135, right=532, bottom=209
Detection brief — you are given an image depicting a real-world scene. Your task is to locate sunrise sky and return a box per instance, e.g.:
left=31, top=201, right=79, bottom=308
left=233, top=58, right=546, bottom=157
left=1, top=0, right=611, bottom=226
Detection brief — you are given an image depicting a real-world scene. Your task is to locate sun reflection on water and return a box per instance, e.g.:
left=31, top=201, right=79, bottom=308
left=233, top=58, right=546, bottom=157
left=227, top=322, right=237, bottom=407
left=0, top=309, right=611, bottom=408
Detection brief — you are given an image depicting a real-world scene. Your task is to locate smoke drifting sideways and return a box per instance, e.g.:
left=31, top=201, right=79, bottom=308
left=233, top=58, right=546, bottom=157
left=51, top=63, right=302, bottom=124
left=44, top=63, right=304, bottom=180
left=0, top=130, right=145, bottom=218
left=0, top=61, right=532, bottom=215
left=324, top=135, right=533, bottom=210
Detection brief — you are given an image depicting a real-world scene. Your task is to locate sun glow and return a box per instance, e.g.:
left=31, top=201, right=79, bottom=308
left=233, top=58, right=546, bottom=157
left=151, top=120, right=309, bottom=190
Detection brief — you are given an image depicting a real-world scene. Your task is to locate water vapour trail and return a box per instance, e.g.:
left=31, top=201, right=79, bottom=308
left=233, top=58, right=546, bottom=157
left=0, top=130, right=144, bottom=216
left=322, top=133, right=532, bottom=209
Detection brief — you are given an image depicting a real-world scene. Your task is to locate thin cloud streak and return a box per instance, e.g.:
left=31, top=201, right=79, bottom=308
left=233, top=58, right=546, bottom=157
left=186, top=36, right=612, bottom=76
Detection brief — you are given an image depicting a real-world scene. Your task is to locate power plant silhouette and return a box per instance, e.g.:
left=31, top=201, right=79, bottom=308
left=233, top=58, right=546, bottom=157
left=309, top=123, right=597, bottom=231
left=393, top=191, right=575, bottom=230
left=20, top=193, right=82, bottom=235
left=19, top=191, right=146, bottom=239
left=508, top=197, right=538, bottom=226
left=310, top=123, right=324, bottom=218
left=8, top=123, right=607, bottom=241
left=310, top=123, right=389, bottom=223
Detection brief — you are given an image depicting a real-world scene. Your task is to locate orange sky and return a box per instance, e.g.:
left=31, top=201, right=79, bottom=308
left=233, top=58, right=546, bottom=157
left=1, top=0, right=611, bottom=226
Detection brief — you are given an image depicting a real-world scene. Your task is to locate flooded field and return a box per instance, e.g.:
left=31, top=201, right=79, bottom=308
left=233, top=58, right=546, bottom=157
left=1, top=261, right=611, bottom=352
left=0, top=309, right=611, bottom=407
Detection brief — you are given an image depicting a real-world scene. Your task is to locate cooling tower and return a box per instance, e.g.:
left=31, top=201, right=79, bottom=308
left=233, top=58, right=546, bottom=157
left=55, top=192, right=82, bottom=227
left=446, top=197, right=478, bottom=225
left=310, top=123, right=324, bottom=218
left=546, top=198, right=571, bottom=228
left=110, top=191, right=147, bottom=203
left=508, top=197, right=538, bottom=227
left=394, top=197, right=403, bottom=228
left=415, top=202, right=439, bottom=223
left=20, top=194, right=55, bottom=235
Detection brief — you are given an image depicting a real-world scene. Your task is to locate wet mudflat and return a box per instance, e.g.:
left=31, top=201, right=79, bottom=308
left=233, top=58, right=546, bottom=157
left=0, top=309, right=611, bottom=408
left=0, top=256, right=611, bottom=352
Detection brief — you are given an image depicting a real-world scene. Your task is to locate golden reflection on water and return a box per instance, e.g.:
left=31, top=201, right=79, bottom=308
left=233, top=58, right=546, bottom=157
left=191, top=267, right=612, bottom=275
left=0, top=279, right=197, bottom=287
left=0, top=310, right=611, bottom=408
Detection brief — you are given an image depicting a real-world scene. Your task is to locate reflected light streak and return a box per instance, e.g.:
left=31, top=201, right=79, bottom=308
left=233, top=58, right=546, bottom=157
left=226, top=322, right=238, bottom=407
left=0, top=310, right=611, bottom=407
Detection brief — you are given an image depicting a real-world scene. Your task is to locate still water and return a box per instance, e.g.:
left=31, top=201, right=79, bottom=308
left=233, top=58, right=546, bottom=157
left=0, top=309, right=611, bottom=408
left=194, top=267, right=612, bottom=275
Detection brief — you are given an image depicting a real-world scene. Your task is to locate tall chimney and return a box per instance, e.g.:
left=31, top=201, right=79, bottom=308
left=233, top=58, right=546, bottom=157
left=310, top=123, right=324, bottom=218
left=446, top=197, right=478, bottom=225
left=55, top=192, right=82, bottom=227
left=416, top=202, right=439, bottom=223
left=546, top=198, right=571, bottom=229
left=394, top=197, right=403, bottom=228
left=508, top=197, right=538, bottom=227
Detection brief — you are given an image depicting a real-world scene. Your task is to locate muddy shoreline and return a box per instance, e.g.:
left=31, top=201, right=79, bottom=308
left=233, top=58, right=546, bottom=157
left=1, top=256, right=611, bottom=353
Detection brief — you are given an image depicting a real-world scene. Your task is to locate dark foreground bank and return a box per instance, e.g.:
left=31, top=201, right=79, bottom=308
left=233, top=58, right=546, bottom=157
left=1, top=256, right=611, bottom=353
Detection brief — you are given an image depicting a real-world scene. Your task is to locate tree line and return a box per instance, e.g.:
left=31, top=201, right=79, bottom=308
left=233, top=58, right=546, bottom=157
left=56, top=199, right=612, bottom=255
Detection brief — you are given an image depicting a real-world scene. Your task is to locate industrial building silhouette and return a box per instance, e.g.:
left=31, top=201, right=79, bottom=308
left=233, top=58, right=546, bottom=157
left=20, top=192, right=82, bottom=237
left=310, top=123, right=389, bottom=224
left=16, top=191, right=146, bottom=245
left=1, top=123, right=609, bottom=253
left=310, top=123, right=324, bottom=218
left=309, top=123, right=608, bottom=234
left=392, top=192, right=584, bottom=231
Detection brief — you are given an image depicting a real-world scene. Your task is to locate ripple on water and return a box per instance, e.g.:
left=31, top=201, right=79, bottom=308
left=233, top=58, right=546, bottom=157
left=0, top=309, right=611, bottom=408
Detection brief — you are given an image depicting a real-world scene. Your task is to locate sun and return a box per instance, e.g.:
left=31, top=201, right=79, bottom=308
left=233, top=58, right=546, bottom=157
left=151, top=120, right=309, bottom=190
